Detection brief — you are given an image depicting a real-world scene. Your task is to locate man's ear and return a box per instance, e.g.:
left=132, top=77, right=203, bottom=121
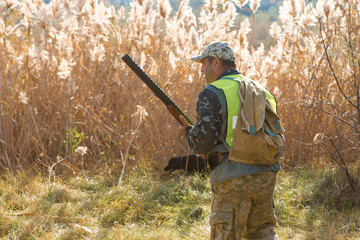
left=213, top=57, right=224, bottom=75
left=213, top=57, right=222, bottom=69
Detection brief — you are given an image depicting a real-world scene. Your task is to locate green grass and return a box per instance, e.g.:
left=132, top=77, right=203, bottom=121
left=0, top=167, right=359, bottom=239
left=274, top=167, right=360, bottom=240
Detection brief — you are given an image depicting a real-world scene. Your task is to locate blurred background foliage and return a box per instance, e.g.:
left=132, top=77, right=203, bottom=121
left=0, top=0, right=359, bottom=196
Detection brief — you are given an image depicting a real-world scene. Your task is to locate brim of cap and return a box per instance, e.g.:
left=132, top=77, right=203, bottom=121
left=190, top=55, right=205, bottom=63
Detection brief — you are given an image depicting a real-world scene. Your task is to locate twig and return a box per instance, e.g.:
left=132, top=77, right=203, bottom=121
left=325, top=131, right=356, bottom=193
left=48, top=155, right=69, bottom=192
left=299, top=100, right=359, bottom=132
left=118, top=106, right=146, bottom=185
left=318, top=17, right=357, bottom=109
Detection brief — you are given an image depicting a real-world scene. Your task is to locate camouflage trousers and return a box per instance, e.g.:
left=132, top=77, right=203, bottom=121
left=210, top=171, right=278, bottom=240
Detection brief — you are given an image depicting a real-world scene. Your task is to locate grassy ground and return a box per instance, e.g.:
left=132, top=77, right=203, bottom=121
left=0, top=166, right=359, bottom=239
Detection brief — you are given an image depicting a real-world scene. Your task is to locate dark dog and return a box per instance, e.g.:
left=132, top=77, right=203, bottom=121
left=164, top=155, right=208, bottom=174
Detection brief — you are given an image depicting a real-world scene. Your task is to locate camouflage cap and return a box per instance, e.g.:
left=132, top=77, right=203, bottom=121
left=191, top=41, right=235, bottom=63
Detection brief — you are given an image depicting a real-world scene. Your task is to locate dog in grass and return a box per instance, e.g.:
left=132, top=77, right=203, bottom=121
left=164, top=155, right=208, bottom=174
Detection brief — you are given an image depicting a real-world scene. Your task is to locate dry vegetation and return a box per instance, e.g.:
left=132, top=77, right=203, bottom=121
left=0, top=0, right=359, bottom=191
left=0, top=167, right=359, bottom=239
left=0, top=0, right=360, bottom=238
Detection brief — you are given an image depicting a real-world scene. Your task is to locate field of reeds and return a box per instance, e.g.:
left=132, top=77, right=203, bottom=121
left=1, top=0, right=359, bottom=179
left=0, top=0, right=360, bottom=238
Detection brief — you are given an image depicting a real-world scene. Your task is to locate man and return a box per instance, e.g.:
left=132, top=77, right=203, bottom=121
left=179, top=41, right=281, bottom=240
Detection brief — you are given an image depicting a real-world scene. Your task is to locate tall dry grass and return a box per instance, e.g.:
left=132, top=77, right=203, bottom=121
left=0, top=0, right=359, bottom=187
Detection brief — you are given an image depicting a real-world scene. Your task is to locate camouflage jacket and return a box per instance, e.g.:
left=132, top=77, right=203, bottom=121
left=185, top=69, right=239, bottom=154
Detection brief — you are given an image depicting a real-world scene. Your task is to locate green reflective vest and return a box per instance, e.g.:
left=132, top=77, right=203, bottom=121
left=210, top=74, right=277, bottom=147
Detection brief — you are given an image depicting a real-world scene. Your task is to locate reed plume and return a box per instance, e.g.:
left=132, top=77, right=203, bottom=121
left=0, top=0, right=359, bottom=185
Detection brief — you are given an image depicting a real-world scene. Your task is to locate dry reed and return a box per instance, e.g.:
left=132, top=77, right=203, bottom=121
left=0, top=0, right=359, bottom=186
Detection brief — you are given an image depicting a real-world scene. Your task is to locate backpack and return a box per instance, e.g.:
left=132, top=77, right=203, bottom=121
left=228, top=78, right=285, bottom=165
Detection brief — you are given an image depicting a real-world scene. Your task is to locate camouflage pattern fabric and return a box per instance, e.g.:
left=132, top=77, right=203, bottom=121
left=191, top=41, right=235, bottom=63
left=185, top=86, right=223, bottom=154
left=210, top=171, right=278, bottom=240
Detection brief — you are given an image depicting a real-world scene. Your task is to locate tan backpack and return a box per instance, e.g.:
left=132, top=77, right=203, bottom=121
left=228, top=79, right=285, bottom=165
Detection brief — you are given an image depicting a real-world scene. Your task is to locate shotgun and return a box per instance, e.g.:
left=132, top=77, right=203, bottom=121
left=121, top=54, right=194, bottom=126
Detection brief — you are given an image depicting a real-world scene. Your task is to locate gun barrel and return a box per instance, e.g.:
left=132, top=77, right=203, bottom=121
left=121, top=54, right=194, bottom=126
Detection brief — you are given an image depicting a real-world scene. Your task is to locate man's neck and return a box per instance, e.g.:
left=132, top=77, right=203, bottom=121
left=217, top=69, right=240, bottom=80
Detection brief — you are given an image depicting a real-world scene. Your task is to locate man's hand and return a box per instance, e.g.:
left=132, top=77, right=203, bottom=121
left=178, top=115, right=190, bottom=138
